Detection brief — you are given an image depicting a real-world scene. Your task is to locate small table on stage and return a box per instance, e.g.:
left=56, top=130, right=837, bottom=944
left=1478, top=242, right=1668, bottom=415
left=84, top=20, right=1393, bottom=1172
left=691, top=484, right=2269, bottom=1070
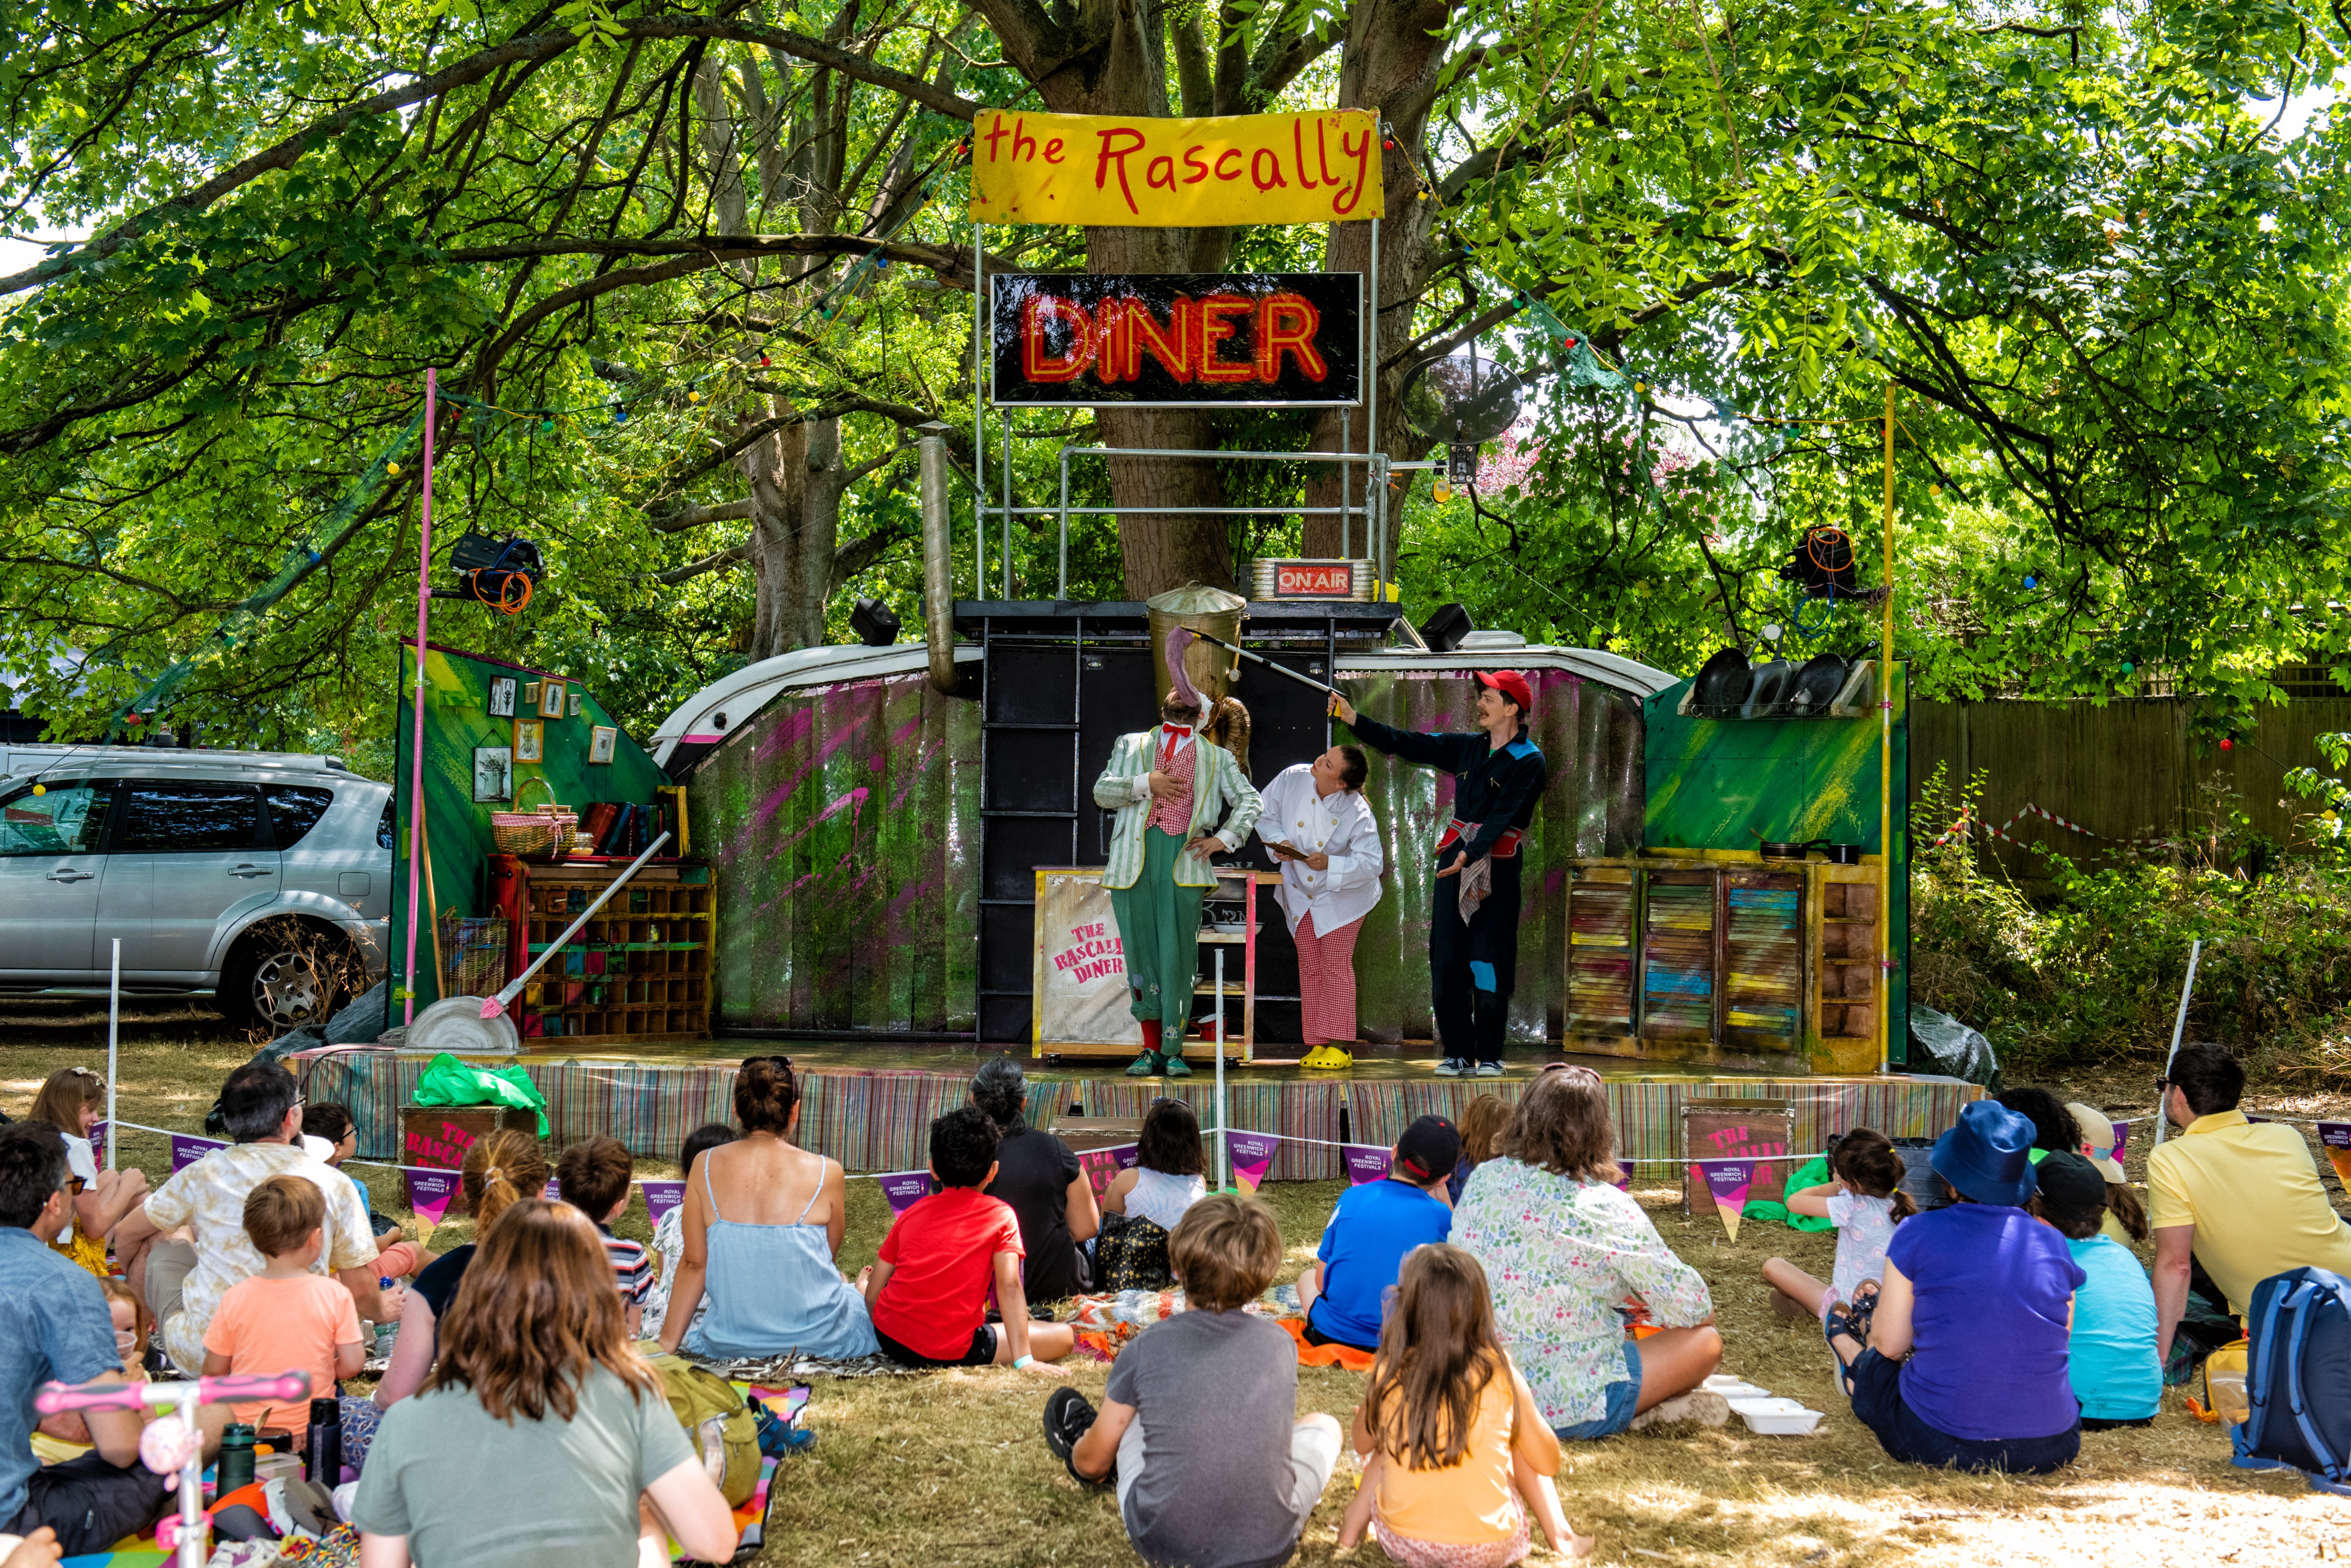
left=1029, top=865, right=1275, bottom=1060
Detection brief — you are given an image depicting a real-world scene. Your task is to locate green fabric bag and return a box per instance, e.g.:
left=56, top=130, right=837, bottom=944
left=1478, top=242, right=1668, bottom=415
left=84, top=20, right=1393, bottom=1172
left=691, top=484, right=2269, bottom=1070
left=411, top=1052, right=549, bottom=1137
left=1740, top=1154, right=1835, bottom=1232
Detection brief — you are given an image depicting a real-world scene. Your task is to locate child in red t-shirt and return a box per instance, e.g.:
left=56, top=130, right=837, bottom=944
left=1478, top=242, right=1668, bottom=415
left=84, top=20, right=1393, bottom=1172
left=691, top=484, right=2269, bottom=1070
left=200, top=1175, right=365, bottom=1443
left=862, top=1107, right=1076, bottom=1370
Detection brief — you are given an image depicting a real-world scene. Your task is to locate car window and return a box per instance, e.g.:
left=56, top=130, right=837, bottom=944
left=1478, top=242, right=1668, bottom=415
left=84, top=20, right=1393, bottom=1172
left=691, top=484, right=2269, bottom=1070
left=0, top=782, right=114, bottom=856
left=119, top=783, right=262, bottom=853
left=265, top=785, right=336, bottom=849
left=377, top=796, right=395, bottom=851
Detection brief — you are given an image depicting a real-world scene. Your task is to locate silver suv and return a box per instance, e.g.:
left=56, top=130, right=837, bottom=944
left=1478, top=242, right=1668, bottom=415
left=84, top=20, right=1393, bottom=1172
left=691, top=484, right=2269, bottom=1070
left=0, top=748, right=391, bottom=1030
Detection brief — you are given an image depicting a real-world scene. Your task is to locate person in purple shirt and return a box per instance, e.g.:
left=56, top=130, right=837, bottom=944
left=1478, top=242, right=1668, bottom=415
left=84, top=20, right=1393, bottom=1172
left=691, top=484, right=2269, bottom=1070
left=1827, top=1100, right=2087, bottom=1473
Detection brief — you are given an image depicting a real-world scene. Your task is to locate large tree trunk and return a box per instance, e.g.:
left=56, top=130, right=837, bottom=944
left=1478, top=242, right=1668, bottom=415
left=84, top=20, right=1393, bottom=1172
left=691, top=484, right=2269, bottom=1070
left=745, top=413, right=849, bottom=658
left=1298, top=0, right=1451, bottom=565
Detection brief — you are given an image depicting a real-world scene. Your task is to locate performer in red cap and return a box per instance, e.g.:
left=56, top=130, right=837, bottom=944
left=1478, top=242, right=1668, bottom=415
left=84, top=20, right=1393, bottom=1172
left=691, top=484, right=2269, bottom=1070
left=1331, top=671, right=1546, bottom=1075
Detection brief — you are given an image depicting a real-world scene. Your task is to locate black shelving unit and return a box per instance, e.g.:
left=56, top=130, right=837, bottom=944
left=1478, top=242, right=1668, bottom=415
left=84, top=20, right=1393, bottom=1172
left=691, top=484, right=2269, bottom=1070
left=963, top=599, right=1399, bottom=1045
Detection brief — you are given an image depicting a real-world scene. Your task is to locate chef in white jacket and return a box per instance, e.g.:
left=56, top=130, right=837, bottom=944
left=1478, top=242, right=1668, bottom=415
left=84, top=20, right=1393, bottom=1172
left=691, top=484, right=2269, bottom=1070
left=1256, top=744, right=1385, bottom=1068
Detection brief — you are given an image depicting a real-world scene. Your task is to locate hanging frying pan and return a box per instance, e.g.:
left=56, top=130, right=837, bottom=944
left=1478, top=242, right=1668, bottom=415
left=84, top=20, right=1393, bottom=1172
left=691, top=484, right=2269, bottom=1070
left=1690, top=648, right=1752, bottom=716
left=1785, top=653, right=1850, bottom=715
left=1740, top=660, right=1793, bottom=720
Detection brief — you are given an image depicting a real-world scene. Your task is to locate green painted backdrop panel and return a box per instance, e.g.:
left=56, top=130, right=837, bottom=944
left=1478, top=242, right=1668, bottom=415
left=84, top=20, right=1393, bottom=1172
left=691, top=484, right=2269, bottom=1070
left=390, top=643, right=670, bottom=1012
left=1642, top=664, right=1910, bottom=1065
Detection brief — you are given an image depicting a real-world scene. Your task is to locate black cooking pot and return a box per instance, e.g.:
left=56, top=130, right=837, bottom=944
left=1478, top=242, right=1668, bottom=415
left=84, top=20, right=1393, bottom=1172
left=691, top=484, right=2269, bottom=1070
left=1815, top=842, right=1864, bottom=865
left=1785, top=653, right=1850, bottom=714
left=1690, top=648, right=1751, bottom=715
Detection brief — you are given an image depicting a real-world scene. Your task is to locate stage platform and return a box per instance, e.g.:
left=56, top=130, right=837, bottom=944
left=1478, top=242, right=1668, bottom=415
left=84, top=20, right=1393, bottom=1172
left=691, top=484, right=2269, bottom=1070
left=298, top=1040, right=1984, bottom=1183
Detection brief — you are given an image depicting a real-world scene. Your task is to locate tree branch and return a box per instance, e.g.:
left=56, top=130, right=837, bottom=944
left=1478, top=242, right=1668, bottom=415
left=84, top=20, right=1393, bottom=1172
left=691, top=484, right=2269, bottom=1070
left=645, top=542, right=751, bottom=583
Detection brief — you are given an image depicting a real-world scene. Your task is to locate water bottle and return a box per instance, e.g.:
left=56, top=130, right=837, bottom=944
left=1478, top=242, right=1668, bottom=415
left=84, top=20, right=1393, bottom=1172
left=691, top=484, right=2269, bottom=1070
left=304, top=1398, right=343, bottom=1486
left=216, top=1423, right=256, bottom=1494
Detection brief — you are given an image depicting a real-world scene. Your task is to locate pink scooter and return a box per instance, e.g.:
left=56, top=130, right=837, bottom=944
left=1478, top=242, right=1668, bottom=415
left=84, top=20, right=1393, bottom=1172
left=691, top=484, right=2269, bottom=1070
left=36, top=1371, right=311, bottom=1568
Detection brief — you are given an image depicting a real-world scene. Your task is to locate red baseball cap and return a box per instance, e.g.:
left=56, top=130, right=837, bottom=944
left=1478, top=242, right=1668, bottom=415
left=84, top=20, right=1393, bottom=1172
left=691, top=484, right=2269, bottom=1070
left=1475, top=669, right=1534, bottom=712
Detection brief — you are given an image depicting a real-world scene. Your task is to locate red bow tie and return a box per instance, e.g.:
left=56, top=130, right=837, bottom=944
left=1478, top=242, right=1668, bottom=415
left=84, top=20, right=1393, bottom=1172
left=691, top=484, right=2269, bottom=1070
left=1162, top=726, right=1189, bottom=739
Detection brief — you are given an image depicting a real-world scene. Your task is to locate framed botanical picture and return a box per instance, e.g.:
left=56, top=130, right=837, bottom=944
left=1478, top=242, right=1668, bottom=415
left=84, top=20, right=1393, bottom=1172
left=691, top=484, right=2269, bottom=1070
left=522, top=681, right=541, bottom=709
left=487, top=677, right=517, bottom=717
left=589, top=725, right=618, bottom=765
left=514, top=718, right=543, bottom=764
left=538, top=679, right=568, bottom=719
left=472, top=747, right=514, bottom=802
left=567, top=690, right=583, bottom=719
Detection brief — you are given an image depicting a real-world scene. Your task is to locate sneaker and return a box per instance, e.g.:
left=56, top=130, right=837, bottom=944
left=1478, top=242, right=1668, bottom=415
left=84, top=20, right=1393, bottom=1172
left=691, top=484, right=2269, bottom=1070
left=1043, top=1387, right=1114, bottom=1488
left=1125, top=1050, right=1163, bottom=1077
left=1627, top=1390, right=1730, bottom=1431
left=1161, top=1054, right=1192, bottom=1078
left=1432, top=1058, right=1465, bottom=1077
left=1473, top=1061, right=1505, bottom=1077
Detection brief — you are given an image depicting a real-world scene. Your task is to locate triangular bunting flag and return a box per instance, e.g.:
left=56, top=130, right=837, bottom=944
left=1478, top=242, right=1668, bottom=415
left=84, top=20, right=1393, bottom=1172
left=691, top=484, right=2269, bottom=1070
left=405, top=1167, right=461, bottom=1244
left=1224, top=1132, right=1280, bottom=1195
left=1694, top=1159, right=1752, bottom=1242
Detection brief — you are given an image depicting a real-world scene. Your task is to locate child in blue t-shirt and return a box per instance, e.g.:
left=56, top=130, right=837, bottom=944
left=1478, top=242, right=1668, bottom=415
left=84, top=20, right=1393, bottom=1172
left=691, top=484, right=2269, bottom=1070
left=1299, top=1117, right=1462, bottom=1351
left=2032, top=1150, right=2160, bottom=1427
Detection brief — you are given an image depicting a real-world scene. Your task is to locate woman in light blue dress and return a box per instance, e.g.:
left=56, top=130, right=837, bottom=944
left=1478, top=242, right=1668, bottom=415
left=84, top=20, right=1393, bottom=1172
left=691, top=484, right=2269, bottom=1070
left=655, top=1056, right=877, bottom=1360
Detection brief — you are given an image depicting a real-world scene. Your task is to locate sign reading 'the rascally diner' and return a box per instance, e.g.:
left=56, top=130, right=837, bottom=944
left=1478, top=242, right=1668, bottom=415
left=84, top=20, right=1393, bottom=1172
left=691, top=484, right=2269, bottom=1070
left=970, top=110, right=1385, bottom=228
left=992, top=273, right=1361, bottom=407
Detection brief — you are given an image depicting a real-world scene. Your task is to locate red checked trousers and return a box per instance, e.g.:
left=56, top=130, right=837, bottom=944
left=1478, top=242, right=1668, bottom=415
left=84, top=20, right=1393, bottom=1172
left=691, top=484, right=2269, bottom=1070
left=1296, top=911, right=1366, bottom=1046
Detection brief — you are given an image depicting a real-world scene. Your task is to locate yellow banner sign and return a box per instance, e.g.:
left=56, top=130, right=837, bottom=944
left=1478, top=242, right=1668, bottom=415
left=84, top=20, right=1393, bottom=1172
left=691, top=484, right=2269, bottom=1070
left=970, top=110, right=1385, bottom=228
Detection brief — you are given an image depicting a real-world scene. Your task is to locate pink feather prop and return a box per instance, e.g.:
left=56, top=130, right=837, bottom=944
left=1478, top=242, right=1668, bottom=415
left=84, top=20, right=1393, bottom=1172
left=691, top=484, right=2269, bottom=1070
left=1163, top=626, right=1203, bottom=709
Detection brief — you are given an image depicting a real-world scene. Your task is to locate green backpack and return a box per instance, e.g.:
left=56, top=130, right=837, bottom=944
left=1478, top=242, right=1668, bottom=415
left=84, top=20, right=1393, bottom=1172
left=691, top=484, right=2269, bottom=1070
left=645, top=1351, right=761, bottom=1506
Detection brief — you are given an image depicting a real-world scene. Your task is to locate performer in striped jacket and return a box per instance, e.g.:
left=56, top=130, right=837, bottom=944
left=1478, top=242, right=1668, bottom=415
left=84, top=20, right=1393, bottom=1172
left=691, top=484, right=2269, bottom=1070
left=1091, top=693, right=1262, bottom=1078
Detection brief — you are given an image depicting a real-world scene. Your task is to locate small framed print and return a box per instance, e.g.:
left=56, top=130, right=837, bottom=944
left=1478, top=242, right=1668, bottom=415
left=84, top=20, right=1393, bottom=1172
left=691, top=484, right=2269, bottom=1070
left=568, top=690, right=583, bottom=719
left=514, top=718, right=543, bottom=764
left=523, top=681, right=541, bottom=709
left=472, top=747, right=513, bottom=802
left=589, top=725, right=618, bottom=765
left=539, top=679, right=568, bottom=719
left=487, top=677, right=517, bottom=717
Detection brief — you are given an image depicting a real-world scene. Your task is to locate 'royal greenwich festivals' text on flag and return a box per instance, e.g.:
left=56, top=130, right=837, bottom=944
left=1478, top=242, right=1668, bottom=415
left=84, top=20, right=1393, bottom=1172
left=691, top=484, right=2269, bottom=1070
left=970, top=110, right=1386, bottom=228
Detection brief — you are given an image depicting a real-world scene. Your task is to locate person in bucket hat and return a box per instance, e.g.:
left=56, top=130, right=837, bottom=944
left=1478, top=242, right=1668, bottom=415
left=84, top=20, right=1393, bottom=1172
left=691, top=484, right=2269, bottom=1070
left=1823, top=1100, right=2087, bottom=1475
left=1329, top=671, right=1546, bottom=1078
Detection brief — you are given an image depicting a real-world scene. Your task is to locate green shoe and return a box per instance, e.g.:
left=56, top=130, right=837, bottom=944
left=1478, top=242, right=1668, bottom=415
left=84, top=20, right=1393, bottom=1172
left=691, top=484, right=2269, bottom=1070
left=1125, top=1050, right=1163, bottom=1077
left=1160, top=1053, right=1192, bottom=1078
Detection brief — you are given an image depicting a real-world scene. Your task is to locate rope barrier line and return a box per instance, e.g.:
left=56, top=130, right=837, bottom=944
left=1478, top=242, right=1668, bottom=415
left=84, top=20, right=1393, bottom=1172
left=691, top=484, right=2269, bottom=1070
left=1925, top=802, right=2177, bottom=853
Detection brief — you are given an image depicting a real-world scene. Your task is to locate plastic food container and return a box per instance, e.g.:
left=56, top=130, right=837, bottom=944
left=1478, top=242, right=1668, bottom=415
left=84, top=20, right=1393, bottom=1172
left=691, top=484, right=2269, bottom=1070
left=1702, top=1376, right=1772, bottom=1399
left=1729, top=1397, right=1825, bottom=1435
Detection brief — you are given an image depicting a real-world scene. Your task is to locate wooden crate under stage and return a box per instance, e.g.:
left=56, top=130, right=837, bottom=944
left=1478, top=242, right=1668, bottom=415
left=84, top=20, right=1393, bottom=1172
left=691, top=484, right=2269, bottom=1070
left=518, top=860, right=714, bottom=1046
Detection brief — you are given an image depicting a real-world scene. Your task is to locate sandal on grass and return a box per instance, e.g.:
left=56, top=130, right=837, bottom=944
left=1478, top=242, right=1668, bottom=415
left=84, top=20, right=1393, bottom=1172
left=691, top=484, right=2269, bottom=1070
left=1823, top=1305, right=1864, bottom=1399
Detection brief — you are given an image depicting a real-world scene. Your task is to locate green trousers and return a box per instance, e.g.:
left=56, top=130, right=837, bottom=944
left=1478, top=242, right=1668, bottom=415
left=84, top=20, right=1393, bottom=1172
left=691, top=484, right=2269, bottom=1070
left=1110, top=827, right=1202, bottom=1042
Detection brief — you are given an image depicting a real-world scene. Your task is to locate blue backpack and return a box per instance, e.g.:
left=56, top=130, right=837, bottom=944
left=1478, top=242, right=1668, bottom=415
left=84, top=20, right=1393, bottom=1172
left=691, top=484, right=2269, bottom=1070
left=2232, top=1265, right=2351, bottom=1495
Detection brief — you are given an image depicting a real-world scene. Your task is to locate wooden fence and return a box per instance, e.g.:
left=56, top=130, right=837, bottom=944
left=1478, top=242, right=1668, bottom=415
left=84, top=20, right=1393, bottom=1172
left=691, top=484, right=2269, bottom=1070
left=1907, top=698, right=2351, bottom=875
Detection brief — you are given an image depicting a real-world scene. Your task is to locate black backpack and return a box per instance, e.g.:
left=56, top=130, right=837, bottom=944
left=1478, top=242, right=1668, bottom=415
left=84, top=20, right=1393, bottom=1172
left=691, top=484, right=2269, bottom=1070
left=2233, top=1265, right=2351, bottom=1495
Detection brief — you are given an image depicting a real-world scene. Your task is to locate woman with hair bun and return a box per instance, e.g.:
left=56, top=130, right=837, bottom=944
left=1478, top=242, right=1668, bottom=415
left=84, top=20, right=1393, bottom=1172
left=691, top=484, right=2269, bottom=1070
left=972, top=1055, right=1096, bottom=1301
left=657, top=1056, right=877, bottom=1359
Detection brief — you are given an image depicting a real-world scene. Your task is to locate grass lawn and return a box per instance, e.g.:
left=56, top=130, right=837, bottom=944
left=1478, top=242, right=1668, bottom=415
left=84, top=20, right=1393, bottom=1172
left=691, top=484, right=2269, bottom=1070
left=7, top=1003, right=2350, bottom=1567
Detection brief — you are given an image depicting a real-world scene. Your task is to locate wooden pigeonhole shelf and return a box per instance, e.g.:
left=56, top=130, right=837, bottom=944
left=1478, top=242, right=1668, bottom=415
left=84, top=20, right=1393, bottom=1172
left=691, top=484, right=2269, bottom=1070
left=1564, top=850, right=1884, bottom=1074
left=518, top=862, right=714, bottom=1044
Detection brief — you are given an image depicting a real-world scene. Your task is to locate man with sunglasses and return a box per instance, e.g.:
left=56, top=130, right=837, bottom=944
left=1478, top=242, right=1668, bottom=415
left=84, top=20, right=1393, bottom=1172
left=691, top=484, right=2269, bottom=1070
left=1331, top=673, right=1547, bottom=1076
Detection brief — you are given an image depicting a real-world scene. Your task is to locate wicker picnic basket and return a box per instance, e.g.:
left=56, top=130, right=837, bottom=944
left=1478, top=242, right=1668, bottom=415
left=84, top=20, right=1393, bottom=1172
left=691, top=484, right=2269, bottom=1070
left=489, top=777, right=576, bottom=862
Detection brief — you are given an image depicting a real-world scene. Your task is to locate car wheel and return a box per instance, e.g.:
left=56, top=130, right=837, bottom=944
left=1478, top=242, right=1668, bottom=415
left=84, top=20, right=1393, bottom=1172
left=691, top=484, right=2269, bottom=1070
left=218, top=919, right=352, bottom=1033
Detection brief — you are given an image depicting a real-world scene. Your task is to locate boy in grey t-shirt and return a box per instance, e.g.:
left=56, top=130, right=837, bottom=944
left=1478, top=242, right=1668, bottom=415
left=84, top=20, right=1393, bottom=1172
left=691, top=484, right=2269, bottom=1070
left=1042, top=1194, right=1340, bottom=1568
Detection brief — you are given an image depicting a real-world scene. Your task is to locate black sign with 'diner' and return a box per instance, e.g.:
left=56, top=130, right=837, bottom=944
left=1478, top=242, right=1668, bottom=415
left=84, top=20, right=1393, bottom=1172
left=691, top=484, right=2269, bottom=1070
left=990, top=272, right=1361, bottom=407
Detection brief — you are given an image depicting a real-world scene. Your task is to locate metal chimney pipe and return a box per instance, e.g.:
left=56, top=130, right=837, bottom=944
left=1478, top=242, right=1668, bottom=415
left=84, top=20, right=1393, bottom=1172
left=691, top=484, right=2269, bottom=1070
left=920, top=421, right=958, bottom=695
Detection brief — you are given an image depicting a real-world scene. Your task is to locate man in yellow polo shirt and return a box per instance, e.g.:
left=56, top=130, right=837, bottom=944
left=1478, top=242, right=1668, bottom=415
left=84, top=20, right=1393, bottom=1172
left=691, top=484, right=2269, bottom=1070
left=2148, top=1042, right=2351, bottom=1365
